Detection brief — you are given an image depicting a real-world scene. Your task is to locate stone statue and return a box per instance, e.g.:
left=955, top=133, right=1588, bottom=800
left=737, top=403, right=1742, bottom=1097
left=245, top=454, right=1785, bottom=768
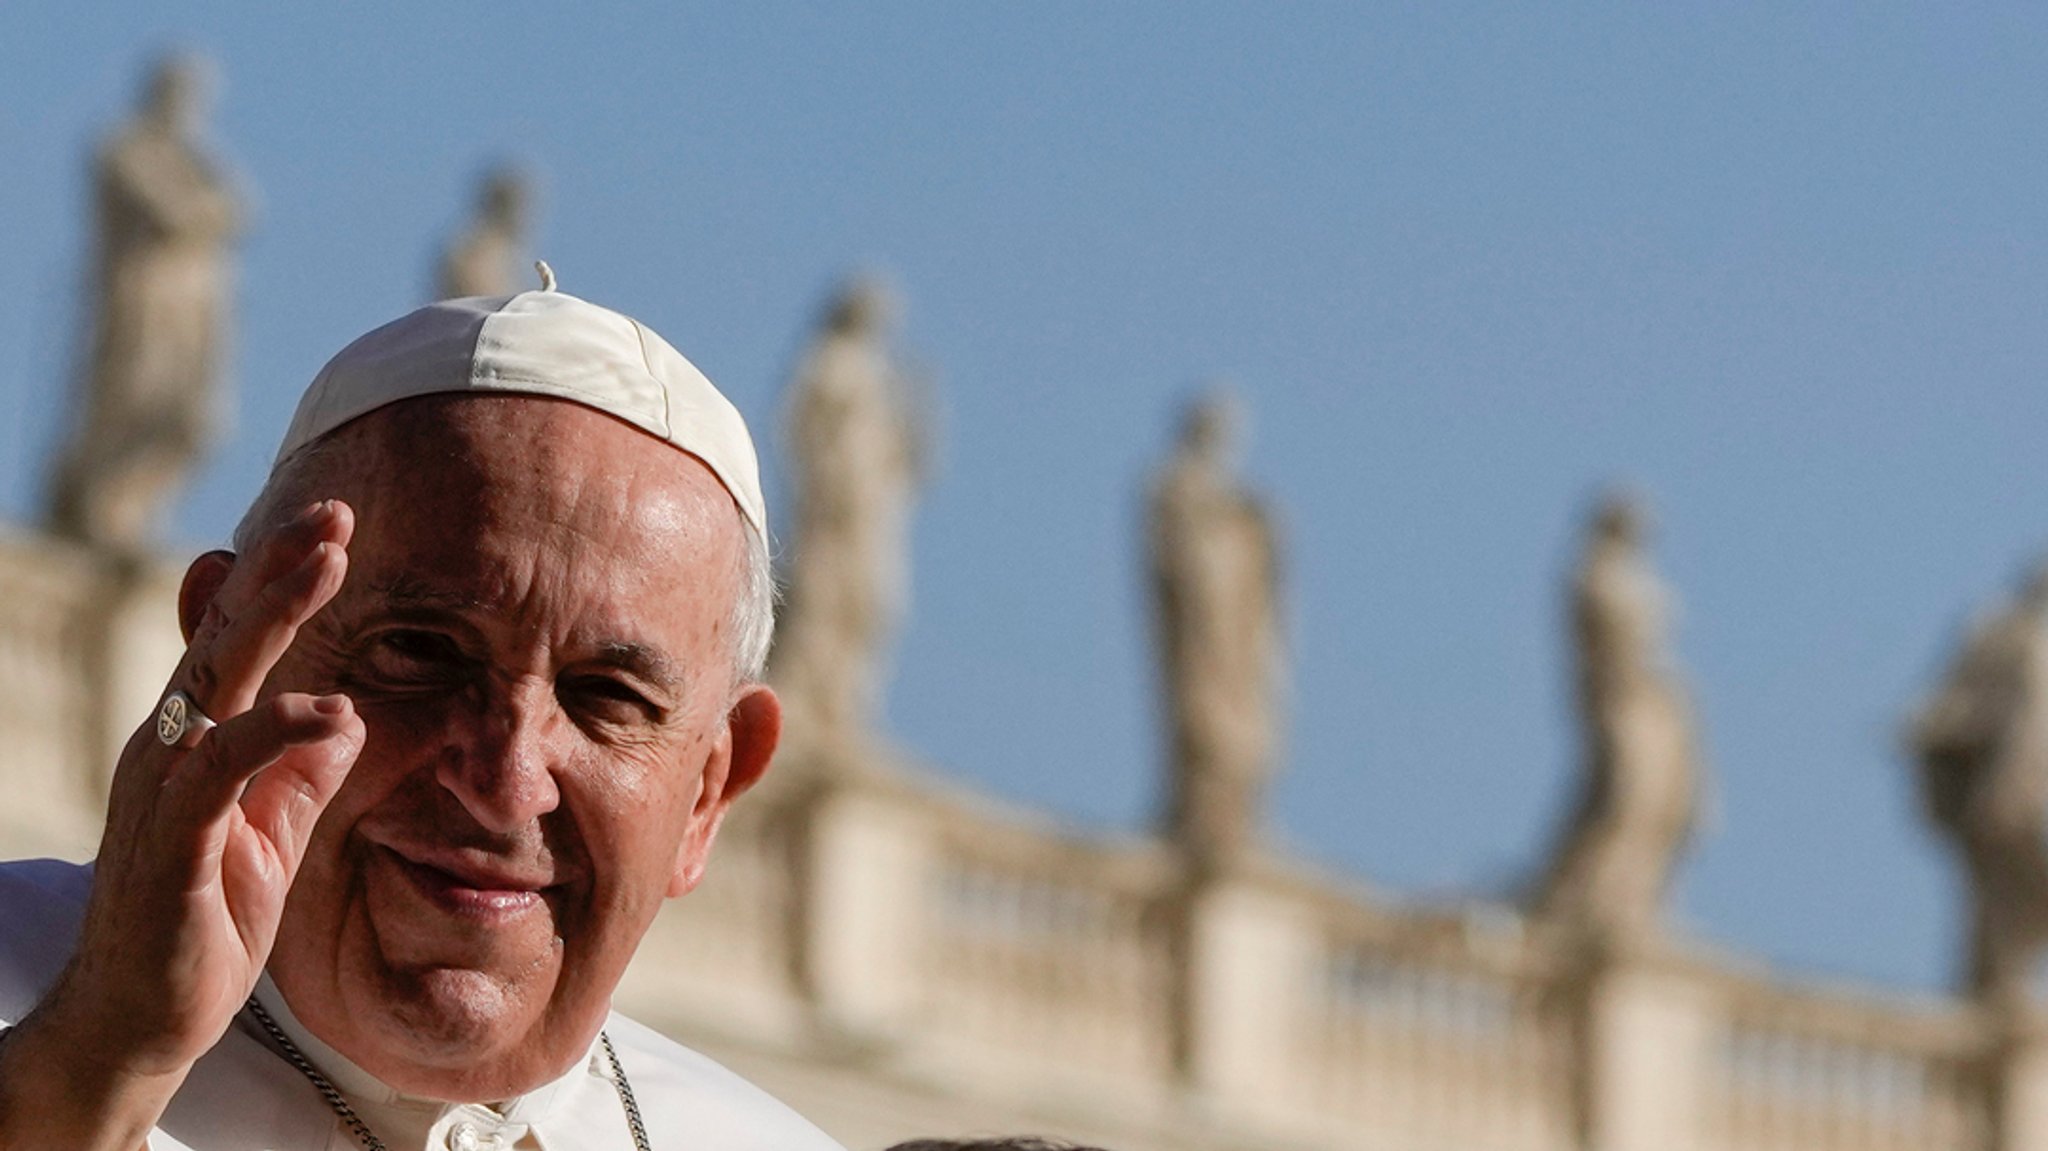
left=770, top=278, right=926, bottom=739
left=47, top=54, right=244, bottom=550
left=1535, top=493, right=1700, bottom=938
left=1149, top=392, right=1282, bottom=870
left=1910, top=564, right=2048, bottom=1006
left=436, top=167, right=530, bottom=299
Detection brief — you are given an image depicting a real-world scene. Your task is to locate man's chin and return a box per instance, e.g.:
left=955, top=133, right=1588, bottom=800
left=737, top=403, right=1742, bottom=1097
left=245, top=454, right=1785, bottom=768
left=337, top=966, right=564, bottom=1097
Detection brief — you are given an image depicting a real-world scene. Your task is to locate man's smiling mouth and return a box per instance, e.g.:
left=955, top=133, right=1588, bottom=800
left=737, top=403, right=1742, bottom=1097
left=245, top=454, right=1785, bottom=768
left=380, top=845, right=555, bottom=918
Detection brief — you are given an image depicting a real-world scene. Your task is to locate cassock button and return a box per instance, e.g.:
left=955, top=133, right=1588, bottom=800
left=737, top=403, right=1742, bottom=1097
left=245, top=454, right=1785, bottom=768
left=448, top=1116, right=510, bottom=1151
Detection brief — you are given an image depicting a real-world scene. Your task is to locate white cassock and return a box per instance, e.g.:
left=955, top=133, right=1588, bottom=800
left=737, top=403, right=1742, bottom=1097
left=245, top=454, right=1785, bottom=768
left=0, top=860, right=846, bottom=1151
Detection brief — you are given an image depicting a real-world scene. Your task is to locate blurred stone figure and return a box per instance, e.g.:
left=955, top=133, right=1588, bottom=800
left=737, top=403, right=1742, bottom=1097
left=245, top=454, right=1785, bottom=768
left=48, top=53, right=244, bottom=550
left=436, top=166, right=530, bottom=299
left=771, top=278, right=925, bottom=739
left=1910, top=564, right=2048, bottom=1007
left=1536, top=493, right=1700, bottom=937
left=1150, top=392, right=1282, bottom=870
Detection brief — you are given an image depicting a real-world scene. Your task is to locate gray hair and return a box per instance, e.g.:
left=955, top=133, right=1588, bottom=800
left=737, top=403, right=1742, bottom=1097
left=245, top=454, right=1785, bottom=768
left=728, top=518, right=776, bottom=684
left=234, top=433, right=778, bottom=689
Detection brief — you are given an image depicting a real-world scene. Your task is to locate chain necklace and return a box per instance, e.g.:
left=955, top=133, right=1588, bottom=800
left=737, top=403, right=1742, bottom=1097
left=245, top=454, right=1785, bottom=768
left=244, top=997, right=652, bottom=1151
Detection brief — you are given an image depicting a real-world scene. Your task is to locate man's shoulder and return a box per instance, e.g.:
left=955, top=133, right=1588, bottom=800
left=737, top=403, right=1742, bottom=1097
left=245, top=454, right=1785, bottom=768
left=0, top=858, right=92, bottom=1019
left=604, top=1012, right=847, bottom=1151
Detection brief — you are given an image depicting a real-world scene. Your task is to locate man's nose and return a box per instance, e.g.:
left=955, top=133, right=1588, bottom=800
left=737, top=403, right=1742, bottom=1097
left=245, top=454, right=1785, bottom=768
left=437, top=681, right=565, bottom=834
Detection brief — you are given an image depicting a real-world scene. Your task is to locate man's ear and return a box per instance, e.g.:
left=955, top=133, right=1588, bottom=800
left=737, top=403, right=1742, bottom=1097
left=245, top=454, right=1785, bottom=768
left=177, top=550, right=237, bottom=643
left=667, top=684, right=782, bottom=898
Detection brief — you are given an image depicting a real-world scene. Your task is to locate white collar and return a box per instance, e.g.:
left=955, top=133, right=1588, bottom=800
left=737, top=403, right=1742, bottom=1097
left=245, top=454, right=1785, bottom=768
left=249, top=971, right=600, bottom=1124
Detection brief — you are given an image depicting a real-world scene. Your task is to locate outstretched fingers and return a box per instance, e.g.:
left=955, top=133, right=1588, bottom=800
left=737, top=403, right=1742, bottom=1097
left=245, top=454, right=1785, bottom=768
left=162, top=692, right=364, bottom=865
left=182, top=500, right=355, bottom=721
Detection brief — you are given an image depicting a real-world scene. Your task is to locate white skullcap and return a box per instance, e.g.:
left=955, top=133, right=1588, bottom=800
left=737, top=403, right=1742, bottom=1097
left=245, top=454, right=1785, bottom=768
left=277, top=283, right=766, bottom=537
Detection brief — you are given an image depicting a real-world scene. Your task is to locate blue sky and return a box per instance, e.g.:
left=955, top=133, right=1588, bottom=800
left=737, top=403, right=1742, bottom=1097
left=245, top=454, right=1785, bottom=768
left=8, top=4, right=2048, bottom=993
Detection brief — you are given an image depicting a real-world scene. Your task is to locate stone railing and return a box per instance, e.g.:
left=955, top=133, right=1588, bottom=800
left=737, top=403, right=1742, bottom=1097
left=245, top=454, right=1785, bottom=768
left=1296, top=901, right=1574, bottom=1149
left=1, top=528, right=2042, bottom=1150
left=615, top=742, right=2048, bottom=1151
left=919, top=811, right=1174, bottom=1083
left=1700, top=974, right=1985, bottom=1151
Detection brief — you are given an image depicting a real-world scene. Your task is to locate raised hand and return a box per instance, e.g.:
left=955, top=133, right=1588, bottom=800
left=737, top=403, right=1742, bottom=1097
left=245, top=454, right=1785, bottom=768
left=0, top=500, right=364, bottom=1150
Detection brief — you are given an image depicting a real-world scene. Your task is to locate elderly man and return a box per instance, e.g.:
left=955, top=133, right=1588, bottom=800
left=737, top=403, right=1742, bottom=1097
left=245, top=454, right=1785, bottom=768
left=0, top=279, right=845, bottom=1150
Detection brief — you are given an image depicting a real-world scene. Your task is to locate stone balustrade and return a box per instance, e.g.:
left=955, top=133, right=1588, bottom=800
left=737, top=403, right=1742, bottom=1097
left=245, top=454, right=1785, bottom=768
left=4, top=535, right=2045, bottom=1150
left=1703, top=976, right=1981, bottom=1151
left=1299, top=900, right=1572, bottom=1148
left=611, top=747, right=2048, bottom=1151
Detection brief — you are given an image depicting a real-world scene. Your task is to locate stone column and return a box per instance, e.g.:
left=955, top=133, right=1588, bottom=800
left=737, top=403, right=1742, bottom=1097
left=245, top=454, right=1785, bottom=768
left=792, top=776, right=933, bottom=1046
left=1989, top=1012, right=2048, bottom=1151
left=1564, top=940, right=1713, bottom=1151
left=1170, top=874, right=1316, bottom=1125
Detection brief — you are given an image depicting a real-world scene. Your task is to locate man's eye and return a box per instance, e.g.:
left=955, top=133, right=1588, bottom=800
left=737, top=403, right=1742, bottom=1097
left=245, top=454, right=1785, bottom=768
left=366, top=630, right=462, bottom=678
left=565, top=677, right=658, bottom=722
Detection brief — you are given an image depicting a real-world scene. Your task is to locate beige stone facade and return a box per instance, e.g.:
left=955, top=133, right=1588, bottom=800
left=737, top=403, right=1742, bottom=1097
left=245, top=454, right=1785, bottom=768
left=0, top=536, right=2034, bottom=1151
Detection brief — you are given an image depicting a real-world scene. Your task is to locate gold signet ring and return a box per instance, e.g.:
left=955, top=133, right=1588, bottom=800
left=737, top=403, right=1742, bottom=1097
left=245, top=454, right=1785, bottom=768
left=156, top=690, right=217, bottom=749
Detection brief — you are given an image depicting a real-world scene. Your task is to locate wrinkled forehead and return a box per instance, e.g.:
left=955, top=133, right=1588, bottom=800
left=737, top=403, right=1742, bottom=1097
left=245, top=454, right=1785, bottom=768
left=336, top=392, right=718, bottom=483
left=289, top=400, right=747, bottom=704
left=303, top=394, right=744, bottom=546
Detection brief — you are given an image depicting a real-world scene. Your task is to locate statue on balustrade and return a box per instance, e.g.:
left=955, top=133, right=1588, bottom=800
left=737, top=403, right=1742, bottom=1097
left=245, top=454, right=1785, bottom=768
left=770, top=277, right=927, bottom=741
left=1535, top=493, right=1700, bottom=938
left=1149, top=392, right=1283, bottom=871
left=436, top=166, right=530, bottom=300
left=1910, top=563, right=2048, bottom=1007
left=47, top=53, right=245, bottom=551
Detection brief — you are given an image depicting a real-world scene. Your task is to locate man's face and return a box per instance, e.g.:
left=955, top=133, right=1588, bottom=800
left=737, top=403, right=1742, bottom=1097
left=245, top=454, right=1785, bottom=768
left=251, top=396, right=774, bottom=1099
